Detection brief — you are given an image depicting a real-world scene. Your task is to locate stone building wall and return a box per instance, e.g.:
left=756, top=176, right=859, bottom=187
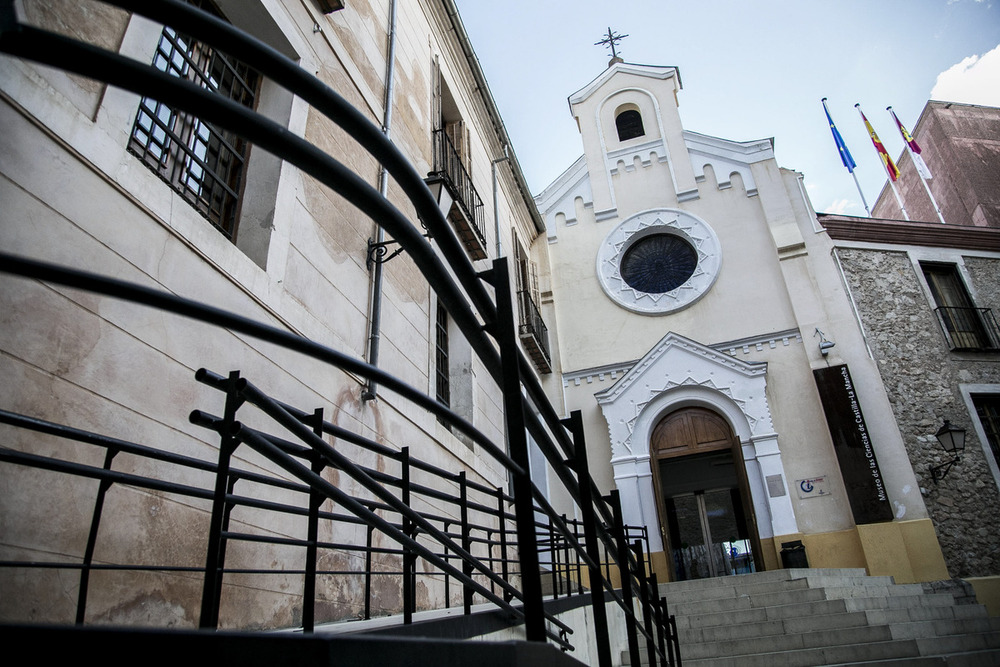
left=836, top=247, right=1000, bottom=578
left=872, top=102, right=1000, bottom=228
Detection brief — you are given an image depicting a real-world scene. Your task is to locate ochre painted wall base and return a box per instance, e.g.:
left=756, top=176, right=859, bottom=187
left=650, top=518, right=951, bottom=584
left=966, top=576, right=1000, bottom=617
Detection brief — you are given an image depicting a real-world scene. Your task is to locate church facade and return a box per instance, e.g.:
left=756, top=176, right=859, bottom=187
left=3, top=0, right=999, bottom=638
left=535, top=62, right=953, bottom=585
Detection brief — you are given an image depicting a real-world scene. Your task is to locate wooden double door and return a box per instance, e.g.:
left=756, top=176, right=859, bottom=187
left=651, top=407, right=763, bottom=581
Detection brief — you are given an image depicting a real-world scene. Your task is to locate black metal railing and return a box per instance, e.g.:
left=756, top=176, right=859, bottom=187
left=933, top=306, right=1000, bottom=351
left=0, top=1, right=680, bottom=665
left=518, top=288, right=552, bottom=373
left=430, top=128, right=488, bottom=259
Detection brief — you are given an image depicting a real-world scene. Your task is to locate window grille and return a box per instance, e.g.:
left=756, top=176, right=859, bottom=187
left=128, top=0, right=261, bottom=240
left=974, top=395, right=1000, bottom=471
left=435, top=302, right=450, bottom=407
left=921, top=263, right=1000, bottom=351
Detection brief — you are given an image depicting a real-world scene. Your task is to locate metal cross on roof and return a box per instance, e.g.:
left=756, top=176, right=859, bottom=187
left=595, top=27, right=628, bottom=59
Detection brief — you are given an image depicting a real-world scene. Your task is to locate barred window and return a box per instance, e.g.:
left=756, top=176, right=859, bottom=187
left=435, top=302, right=450, bottom=408
left=973, top=395, right=1000, bottom=472
left=128, top=0, right=260, bottom=240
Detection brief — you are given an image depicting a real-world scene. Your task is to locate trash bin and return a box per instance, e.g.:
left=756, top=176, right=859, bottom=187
left=780, top=540, right=808, bottom=569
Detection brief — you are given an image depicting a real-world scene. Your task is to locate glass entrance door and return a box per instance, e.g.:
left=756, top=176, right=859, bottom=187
left=665, top=488, right=755, bottom=580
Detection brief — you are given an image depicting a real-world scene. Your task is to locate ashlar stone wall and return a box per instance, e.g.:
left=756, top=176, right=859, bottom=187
left=836, top=247, right=1000, bottom=578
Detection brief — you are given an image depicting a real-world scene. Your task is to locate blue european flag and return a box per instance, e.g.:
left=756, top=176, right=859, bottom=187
left=822, top=98, right=857, bottom=173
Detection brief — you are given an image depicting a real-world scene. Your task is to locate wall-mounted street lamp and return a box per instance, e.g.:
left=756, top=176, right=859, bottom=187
left=930, top=420, right=966, bottom=483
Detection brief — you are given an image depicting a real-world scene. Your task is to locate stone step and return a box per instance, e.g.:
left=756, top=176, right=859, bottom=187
left=841, top=592, right=957, bottom=613
left=886, top=616, right=996, bottom=640
left=914, top=631, right=1000, bottom=654
left=653, top=637, right=924, bottom=667
left=822, top=649, right=1000, bottom=667
left=661, top=574, right=902, bottom=604
left=661, top=576, right=816, bottom=603
left=669, top=587, right=958, bottom=621
left=674, top=596, right=853, bottom=630
left=657, top=568, right=868, bottom=595
left=861, top=602, right=992, bottom=625
left=638, top=569, right=1000, bottom=667
left=668, top=586, right=831, bottom=616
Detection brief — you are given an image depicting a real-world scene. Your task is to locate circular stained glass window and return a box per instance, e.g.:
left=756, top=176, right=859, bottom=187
left=619, top=234, right=697, bottom=293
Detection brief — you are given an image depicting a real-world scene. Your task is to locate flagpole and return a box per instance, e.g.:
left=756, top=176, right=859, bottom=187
left=886, top=178, right=910, bottom=221
left=851, top=170, right=871, bottom=217
left=887, top=106, right=946, bottom=224
left=856, top=103, right=909, bottom=221
left=822, top=98, right=870, bottom=216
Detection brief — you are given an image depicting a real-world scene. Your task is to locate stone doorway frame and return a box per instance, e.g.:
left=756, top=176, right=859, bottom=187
left=595, top=333, right=799, bottom=556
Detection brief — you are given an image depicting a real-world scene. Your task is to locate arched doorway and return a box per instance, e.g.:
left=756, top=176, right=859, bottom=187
left=651, top=407, right=762, bottom=581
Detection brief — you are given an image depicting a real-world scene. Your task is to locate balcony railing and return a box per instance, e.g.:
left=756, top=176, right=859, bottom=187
left=518, top=289, right=552, bottom=374
left=933, top=306, right=1000, bottom=351
left=430, top=128, right=487, bottom=260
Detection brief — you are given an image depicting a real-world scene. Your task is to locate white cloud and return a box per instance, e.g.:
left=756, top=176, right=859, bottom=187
left=931, top=44, right=1000, bottom=106
left=826, top=198, right=858, bottom=215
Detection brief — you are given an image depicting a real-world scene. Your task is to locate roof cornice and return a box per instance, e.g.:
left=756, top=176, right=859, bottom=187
left=568, top=62, right=681, bottom=107
left=440, top=0, right=545, bottom=234
left=818, top=214, right=1000, bottom=251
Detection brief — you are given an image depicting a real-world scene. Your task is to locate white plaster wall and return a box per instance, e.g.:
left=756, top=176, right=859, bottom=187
left=0, top=0, right=542, bottom=628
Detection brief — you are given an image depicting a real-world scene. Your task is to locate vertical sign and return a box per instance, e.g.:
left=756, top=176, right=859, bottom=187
left=813, top=365, right=893, bottom=524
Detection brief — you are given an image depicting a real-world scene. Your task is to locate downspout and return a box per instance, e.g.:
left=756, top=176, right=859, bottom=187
left=491, top=146, right=510, bottom=258
left=362, top=0, right=398, bottom=402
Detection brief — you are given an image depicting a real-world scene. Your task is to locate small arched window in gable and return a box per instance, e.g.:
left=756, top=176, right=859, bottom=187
left=616, top=109, right=645, bottom=141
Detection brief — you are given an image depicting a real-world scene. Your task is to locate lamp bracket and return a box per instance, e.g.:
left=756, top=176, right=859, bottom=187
left=930, top=455, right=961, bottom=484
left=367, top=234, right=431, bottom=270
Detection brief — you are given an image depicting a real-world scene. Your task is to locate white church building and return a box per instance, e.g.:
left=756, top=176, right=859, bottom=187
left=534, top=60, right=949, bottom=584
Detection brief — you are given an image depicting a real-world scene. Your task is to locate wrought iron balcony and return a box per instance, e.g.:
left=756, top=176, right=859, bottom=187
left=932, top=306, right=1000, bottom=351
left=518, top=289, right=552, bottom=374
left=429, top=128, right=488, bottom=260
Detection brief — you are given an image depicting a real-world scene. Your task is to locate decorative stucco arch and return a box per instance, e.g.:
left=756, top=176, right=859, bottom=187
left=595, top=333, right=799, bottom=553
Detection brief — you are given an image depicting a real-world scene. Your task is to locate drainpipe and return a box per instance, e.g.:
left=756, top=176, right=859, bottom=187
left=491, top=146, right=510, bottom=258
left=362, top=0, right=398, bottom=402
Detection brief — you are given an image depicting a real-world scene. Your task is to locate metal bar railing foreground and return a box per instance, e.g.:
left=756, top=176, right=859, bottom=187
left=0, top=0, right=676, bottom=662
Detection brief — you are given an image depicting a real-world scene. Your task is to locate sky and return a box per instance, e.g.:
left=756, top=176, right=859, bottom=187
left=454, top=1, right=1000, bottom=217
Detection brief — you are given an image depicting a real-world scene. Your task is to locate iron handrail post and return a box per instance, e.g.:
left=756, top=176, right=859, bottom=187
left=402, top=447, right=414, bottom=624
left=364, top=516, right=375, bottom=620
left=649, top=573, right=669, bottom=667
left=633, top=540, right=659, bottom=667
left=490, top=257, right=546, bottom=642
left=442, top=520, right=451, bottom=608
left=199, top=370, right=242, bottom=629
left=76, top=447, right=119, bottom=625
left=572, top=519, right=583, bottom=595
left=562, top=410, right=613, bottom=667
left=459, top=471, right=473, bottom=615
left=496, top=488, right=511, bottom=602
left=670, top=612, right=682, bottom=667
left=548, top=518, right=559, bottom=599
left=302, top=407, right=326, bottom=633
left=562, top=514, right=572, bottom=595
left=611, top=490, right=641, bottom=667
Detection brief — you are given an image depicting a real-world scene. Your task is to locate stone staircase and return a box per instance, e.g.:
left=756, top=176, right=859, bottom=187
left=625, top=568, right=1000, bottom=666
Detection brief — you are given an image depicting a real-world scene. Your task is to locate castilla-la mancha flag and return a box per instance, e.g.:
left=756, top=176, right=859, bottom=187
left=888, top=106, right=932, bottom=179
left=856, top=104, right=900, bottom=182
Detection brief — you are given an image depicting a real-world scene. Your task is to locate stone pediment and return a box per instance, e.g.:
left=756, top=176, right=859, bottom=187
left=569, top=63, right=681, bottom=106
left=595, top=332, right=773, bottom=458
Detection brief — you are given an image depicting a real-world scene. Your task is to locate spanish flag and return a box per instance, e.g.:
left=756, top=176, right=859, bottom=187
left=888, top=106, right=932, bottom=179
left=856, top=104, right=899, bottom=182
